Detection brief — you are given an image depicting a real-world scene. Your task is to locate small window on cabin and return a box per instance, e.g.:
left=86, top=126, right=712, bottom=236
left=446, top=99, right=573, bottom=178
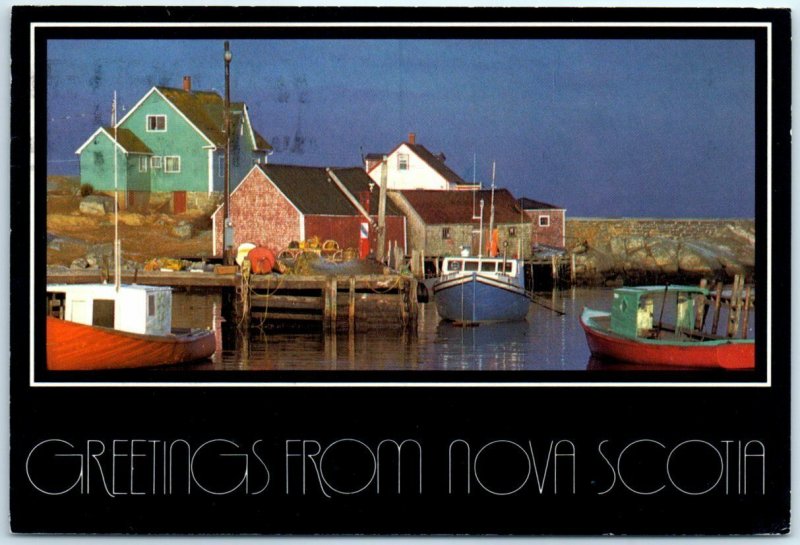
left=502, top=262, right=514, bottom=273
left=442, top=227, right=451, bottom=240
left=93, top=151, right=104, bottom=166
left=508, top=226, right=516, bottom=237
left=397, top=154, right=409, bottom=170
left=138, top=156, right=148, bottom=172
left=539, top=215, right=550, bottom=227
left=481, top=262, right=496, bottom=272
left=165, top=156, right=181, bottom=173
left=448, top=260, right=462, bottom=272
left=146, top=115, right=166, bottom=132
left=464, top=261, right=479, bottom=271
left=92, top=299, right=115, bottom=328
left=148, top=294, right=156, bottom=317
left=150, top=156, right=162, bottom=169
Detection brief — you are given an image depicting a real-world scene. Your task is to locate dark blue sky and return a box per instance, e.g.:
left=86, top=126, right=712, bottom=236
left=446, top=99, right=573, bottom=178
left=47, top=38, right=755, bottom=217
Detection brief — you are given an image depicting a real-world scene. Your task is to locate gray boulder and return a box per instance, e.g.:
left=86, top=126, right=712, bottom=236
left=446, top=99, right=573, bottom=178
left=172, top=222, right=193, bottom=239
left=79, top=194, right=114, bottom=216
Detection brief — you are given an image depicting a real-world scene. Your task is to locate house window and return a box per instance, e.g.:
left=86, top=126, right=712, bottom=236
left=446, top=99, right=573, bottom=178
left=138, top=156, right=148, bottom=172
left=397, top=153, right=409, bottom=170
left=539, top=215, right=550, bottom=227
left=146, top=115, right=167, bottom=132
left=508, top=226, right=516, bottom=237
left=93, top=151, right=104, bottom=166
left=164, top=156, right=181, bottom=173
left=148, top=294, right=156, bottom=317
left=218, top=156, right=225, bottom=176
left=442, top=227, right=451, bottom=240
left=150, top=156, right=162, bottom=169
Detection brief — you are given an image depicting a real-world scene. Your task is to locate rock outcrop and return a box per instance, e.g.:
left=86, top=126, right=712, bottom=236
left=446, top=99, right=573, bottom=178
left=567, top=219, right=755, bottom=286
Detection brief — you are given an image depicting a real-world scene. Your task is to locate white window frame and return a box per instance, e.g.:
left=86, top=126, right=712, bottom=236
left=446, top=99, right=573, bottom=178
left=539, top=215, right=550, bottom=227
left=146, top=114, right=167, bottom=132
left=164, top=155, right=181, bottom=173
left=138, top=156, right=148, bottom=172
left=150, top=156, right=162, bottom=169
left=397, top=153, right=409, bottom=170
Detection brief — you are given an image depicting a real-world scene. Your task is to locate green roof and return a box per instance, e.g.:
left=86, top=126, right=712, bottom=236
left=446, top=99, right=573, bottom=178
left=156, top=87, right=272, bottom=152
left=102, top=127, right=152, bottom=154
left=616, top=285, right=709, bottom=297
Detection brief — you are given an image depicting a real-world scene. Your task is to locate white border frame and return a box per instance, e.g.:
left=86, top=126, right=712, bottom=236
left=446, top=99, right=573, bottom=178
left=32, top=21, right=772, bottom=388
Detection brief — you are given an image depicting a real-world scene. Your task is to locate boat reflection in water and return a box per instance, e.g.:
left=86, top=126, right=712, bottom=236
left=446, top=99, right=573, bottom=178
left=430, top=319, right=530, bottom=371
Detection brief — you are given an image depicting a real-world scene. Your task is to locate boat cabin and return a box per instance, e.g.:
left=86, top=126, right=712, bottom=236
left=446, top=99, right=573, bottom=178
left=46, top=284, right=173, bottom=336
left=442, top=257, right=518, bottom=277
left=610, top=285, right=709, bottom=339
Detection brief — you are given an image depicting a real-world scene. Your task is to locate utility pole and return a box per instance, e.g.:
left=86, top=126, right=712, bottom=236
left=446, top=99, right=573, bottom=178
left=376, top=155, right=388, bottom=263
left=222, top=41, right=234, bottom=265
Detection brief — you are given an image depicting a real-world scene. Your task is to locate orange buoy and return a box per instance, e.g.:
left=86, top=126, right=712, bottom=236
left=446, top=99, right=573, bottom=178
left=247, top=247, right=276, bottom=274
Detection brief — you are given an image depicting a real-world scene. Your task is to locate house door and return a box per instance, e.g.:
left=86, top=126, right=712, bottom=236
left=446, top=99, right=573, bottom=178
left=173, top=191, right=187, bottom=214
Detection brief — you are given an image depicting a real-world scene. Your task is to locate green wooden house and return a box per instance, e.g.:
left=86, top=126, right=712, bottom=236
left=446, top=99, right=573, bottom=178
left=75, top=77, right=271, bottom=212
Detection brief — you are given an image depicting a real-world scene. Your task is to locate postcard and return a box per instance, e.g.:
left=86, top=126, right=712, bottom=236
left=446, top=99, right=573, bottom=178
left=10, top=6, right=790, bottom=535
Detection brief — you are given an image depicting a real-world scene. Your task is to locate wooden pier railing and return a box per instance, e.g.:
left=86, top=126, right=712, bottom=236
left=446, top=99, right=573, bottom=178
left=47, top=270, right=419, bottom=332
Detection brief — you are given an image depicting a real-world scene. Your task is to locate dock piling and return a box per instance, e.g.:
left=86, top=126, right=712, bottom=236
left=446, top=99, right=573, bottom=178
left=711, top=282, right=723, bottom=335
left=741, top=285, right=752, bottom=339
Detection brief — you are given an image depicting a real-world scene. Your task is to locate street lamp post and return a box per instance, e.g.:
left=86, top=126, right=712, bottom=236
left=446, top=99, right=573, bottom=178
left=223, top=41, right=234, bottom=265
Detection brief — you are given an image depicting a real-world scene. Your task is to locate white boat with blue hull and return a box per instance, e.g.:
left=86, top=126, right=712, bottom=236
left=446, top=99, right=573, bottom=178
left=433, top=256, right=531, bottom=323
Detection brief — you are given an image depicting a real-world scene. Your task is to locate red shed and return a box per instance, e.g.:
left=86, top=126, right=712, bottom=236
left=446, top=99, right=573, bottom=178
left=519, top=197, right=566, bottom=251
left=212, top=164, right=407, bottom=258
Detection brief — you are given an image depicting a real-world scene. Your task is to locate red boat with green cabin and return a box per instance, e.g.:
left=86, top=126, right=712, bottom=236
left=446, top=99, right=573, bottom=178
left=580, top=285, right=754, bottom=370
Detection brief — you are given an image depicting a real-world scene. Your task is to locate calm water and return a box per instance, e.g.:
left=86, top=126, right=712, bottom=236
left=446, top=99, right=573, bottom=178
left=170, top=288, right=755, bottom=372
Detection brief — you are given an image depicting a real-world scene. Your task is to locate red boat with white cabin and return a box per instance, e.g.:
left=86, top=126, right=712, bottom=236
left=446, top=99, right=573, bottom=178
left=46, top=283, right=215, bottom=371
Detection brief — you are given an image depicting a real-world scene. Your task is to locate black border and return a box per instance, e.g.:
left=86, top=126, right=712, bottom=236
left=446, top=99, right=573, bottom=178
left=10, top=6, right=791, bottom=535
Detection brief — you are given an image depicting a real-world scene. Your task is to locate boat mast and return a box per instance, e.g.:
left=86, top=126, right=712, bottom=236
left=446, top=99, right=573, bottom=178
left=112, top=91, right=121, bottom=292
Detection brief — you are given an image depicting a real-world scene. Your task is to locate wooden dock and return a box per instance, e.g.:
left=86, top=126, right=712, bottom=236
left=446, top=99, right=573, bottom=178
left=47, top=270, right=418, bottom=332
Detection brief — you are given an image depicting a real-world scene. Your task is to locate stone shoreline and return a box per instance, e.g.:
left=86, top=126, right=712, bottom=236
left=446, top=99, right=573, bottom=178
left=565, top=218, right=755, bottom=286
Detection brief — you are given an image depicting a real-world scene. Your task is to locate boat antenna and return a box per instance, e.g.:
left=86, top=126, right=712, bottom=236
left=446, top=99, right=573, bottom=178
left=112, top=91, right=121, bottom=292
left=488, top=161, right=496, bottom=257
left=478, top=199, right=484, bottom=258
left=471, top=152, right=476, bottom=219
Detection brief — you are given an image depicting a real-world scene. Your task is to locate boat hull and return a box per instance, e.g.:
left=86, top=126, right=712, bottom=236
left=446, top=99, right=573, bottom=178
left=580, top=308, right=754, bottom=370
left=46, top=316, right=216, bottom=371
left=433, top=273, right=530, bottom=323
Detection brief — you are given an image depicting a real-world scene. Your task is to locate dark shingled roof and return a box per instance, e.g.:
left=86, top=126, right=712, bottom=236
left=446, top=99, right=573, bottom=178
left=518, top=197, right=563, bottom=210
left=102, top=127, right=151, bottom=154
left=156, top=87, right=272, bottom=152
left=405, top=143, right=466, bottom=185
left=328, top=167, right=403, bottom=216
left=399, top=189, right=525, bottom=225
left=258, top=164, right=402, bottom=217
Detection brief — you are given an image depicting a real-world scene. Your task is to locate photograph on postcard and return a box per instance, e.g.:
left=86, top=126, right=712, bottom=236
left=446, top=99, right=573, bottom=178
left=38, top=23, right=769, bottom=385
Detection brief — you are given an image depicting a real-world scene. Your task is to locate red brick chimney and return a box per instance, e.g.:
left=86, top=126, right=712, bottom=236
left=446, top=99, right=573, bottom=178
left=408, top=132, right=416, bottom=145
left=183, top=76, right=192, bottom=92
